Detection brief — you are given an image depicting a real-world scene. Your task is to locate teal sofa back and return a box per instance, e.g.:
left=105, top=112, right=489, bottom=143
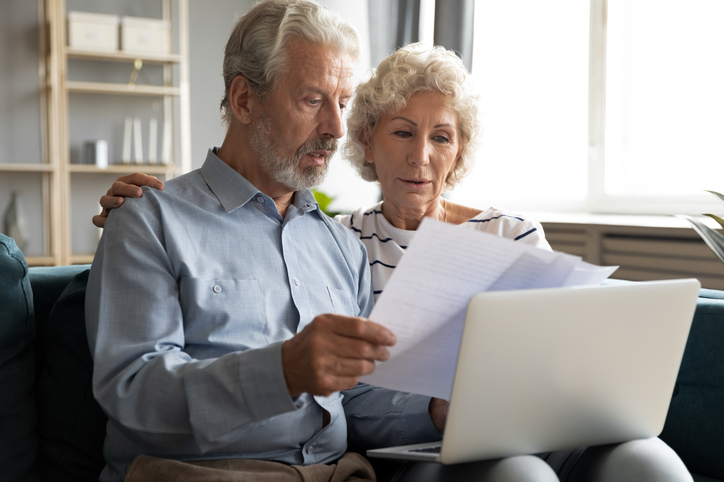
left=0, top=234, right=103, bottom=482
left=0, top=232, right=722, bottom=481
left=31, top=266, right=107, bottom=481
left=660, top=288, right=724, bottom=481
left=0, top=235, right=38, bottom=481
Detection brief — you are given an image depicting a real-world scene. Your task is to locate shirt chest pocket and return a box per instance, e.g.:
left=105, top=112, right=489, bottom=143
left=180, top=277, right=269, bottom=349
left=326, top=287, right=359, bottom=317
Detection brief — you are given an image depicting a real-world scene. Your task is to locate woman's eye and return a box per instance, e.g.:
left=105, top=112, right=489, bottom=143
left=433, top=135, right=450, bottom=143
left=394, top=131, right=412, bottom=138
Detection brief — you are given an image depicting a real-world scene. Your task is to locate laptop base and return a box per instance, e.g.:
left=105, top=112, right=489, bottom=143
left=368, top=441, right=442, bottom=462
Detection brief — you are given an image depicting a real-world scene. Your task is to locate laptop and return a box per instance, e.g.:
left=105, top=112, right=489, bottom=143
left=367, top=279, right=700, bottom=464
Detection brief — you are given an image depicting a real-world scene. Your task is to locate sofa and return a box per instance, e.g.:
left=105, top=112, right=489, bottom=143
left=1, top=232, right=723, bottom=481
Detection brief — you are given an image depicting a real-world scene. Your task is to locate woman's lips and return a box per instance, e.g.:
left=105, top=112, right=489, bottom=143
left=399, top=178, right=432, bottom=188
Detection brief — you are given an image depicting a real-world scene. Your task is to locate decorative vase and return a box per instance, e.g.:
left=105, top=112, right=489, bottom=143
left=3, top=191, right=29, bottom=253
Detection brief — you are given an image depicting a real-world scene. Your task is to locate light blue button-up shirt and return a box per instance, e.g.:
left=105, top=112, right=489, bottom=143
left=86, top=149, right=440, bottom=481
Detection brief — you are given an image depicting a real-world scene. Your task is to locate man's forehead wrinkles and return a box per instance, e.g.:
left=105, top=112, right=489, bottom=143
left=294, top=58, right=353, bottom=78
left=285, top=40, right=354, bottom=75
left=289, top=55, right=354, bottom=98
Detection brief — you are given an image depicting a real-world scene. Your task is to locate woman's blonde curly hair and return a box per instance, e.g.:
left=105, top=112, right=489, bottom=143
left=342, top=42, right=480, bottom=191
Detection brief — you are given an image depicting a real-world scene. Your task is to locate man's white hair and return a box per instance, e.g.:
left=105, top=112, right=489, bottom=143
left=220, top=0, right=360, bottom=127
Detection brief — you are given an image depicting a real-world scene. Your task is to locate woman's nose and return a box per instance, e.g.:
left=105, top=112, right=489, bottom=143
left=408, top=137, right=431, bottom=167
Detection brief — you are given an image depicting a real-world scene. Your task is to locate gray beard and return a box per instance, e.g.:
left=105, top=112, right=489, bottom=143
left=251, top=113, right=336, bottom=190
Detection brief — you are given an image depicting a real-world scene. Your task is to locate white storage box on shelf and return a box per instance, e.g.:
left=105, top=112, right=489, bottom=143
left=67, top=11, right=120, bottom=52
left=121, top=16, right=171, bottom=55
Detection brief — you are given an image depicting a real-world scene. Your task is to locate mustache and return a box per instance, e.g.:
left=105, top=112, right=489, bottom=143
left=295, top=137, right=338, bottom=160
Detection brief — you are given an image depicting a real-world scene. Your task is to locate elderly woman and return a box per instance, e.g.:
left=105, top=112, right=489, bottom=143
left=94, top=43, right=690, bottom=482
left=337, top=43, right=548, bottom=298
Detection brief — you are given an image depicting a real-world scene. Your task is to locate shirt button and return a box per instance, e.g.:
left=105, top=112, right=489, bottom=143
left=256, top=196, right=264, bottom=203
left=306, top=203, right=312, bottom=208
left=307, top=446, right=314, bottom=454
left=213, top=285, right=222, bottom=293
left=293, top=278, right=300, bottom=286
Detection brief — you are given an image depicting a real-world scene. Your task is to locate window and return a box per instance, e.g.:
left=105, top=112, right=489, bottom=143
left=600, top=0, right=724, bottom=212
left=451, top=0, right=724, bottom=215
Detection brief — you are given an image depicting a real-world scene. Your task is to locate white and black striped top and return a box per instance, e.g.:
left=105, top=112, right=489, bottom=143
left=336, top=201, right=551, bottom=299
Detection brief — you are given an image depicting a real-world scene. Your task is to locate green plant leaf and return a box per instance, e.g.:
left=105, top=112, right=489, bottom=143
left=705, top=190, right=724, bottom=203
left=677, top=214, right=724, bottom=265
left=311, top=189, right=338, bottom=217
left=704, top=213, right=724, bottom=231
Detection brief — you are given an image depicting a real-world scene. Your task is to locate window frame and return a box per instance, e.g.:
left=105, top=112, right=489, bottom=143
left=587, top=0, right=723, bottom=216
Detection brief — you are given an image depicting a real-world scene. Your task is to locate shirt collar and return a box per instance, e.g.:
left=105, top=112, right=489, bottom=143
left=200, top=147, right=320, bottom=215
left=292, top=188, right=320, bottom=214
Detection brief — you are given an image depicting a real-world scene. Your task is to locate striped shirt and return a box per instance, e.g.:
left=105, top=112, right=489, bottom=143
left=336, top=201, right=551, bottom=299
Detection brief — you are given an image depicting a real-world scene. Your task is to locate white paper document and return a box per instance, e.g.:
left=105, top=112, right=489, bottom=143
left=361, top=218, right=618, bottom=400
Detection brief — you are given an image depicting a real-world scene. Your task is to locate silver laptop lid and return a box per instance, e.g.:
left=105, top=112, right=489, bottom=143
left=440, top=279, right=700, bottom=464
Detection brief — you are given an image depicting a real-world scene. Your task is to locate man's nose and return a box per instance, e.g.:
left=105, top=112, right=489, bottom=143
left=319, top=103, right=345, bottom=139
left=408, top=137, right=431, bottom=167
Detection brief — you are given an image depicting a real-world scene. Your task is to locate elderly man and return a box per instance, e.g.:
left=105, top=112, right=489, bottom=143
left=85, top=1, right=443, bottom=481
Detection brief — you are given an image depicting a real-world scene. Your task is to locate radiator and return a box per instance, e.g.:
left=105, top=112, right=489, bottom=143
left=541, top=222, right=724, bottom=290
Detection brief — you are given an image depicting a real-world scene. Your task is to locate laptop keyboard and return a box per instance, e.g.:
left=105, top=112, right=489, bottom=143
left=409, top=446, right=441, bottom=454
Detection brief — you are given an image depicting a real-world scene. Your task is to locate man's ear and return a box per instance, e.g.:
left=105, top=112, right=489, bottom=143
left=228, top=75, right=255, bottom=125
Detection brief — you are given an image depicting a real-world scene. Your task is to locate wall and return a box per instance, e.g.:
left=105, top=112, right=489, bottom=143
left=187, top=0, right=247, bottom=166
left=0, top=1, right=45, bottom=255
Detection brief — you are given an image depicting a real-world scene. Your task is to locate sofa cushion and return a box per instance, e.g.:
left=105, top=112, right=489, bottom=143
left=693, top=474, right=724, bottom=482
left=659, top=290, right=724, bottom=480
left=35, top=269, right=107, bottom=482
left=0, top=234, right=40, bottom=482
left=29, top=265, right=91, bottom=381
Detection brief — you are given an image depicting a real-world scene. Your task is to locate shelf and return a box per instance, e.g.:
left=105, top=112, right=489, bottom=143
left=35, top=0, right=190, bottom=266
left=66, top=81, right=180, bottom=96
left=70, top=254, right=95, bottom=265
left=25, top=256, right=58, bottom=267
left=69, top=164, right=176, bottom=174
left=535, top=212, right=722, bottom=230
left=0, top=163, right=55, bottom=172
left=66, top=47, right=182, bottom=64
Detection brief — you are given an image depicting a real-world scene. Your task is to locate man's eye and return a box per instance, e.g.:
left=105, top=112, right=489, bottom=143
left=308, top=99, right=321, bottom=106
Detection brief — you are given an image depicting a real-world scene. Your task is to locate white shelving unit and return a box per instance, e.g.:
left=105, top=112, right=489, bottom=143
left=0, top=0, right=190, bottom=266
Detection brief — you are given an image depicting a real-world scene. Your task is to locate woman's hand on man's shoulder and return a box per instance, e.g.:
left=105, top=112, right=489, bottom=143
left=93, top=173, right=164, bottom=228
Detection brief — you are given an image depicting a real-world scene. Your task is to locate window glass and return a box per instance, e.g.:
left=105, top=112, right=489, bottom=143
left=452, top=0, right=589, bottom=212
left=604, top=0, right=724, bottom=197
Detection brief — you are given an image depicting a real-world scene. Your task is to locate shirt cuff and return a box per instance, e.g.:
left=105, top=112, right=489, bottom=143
left=236, top=340, right=296, bottom=420
left=401, top=394, right=442, bottom=443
